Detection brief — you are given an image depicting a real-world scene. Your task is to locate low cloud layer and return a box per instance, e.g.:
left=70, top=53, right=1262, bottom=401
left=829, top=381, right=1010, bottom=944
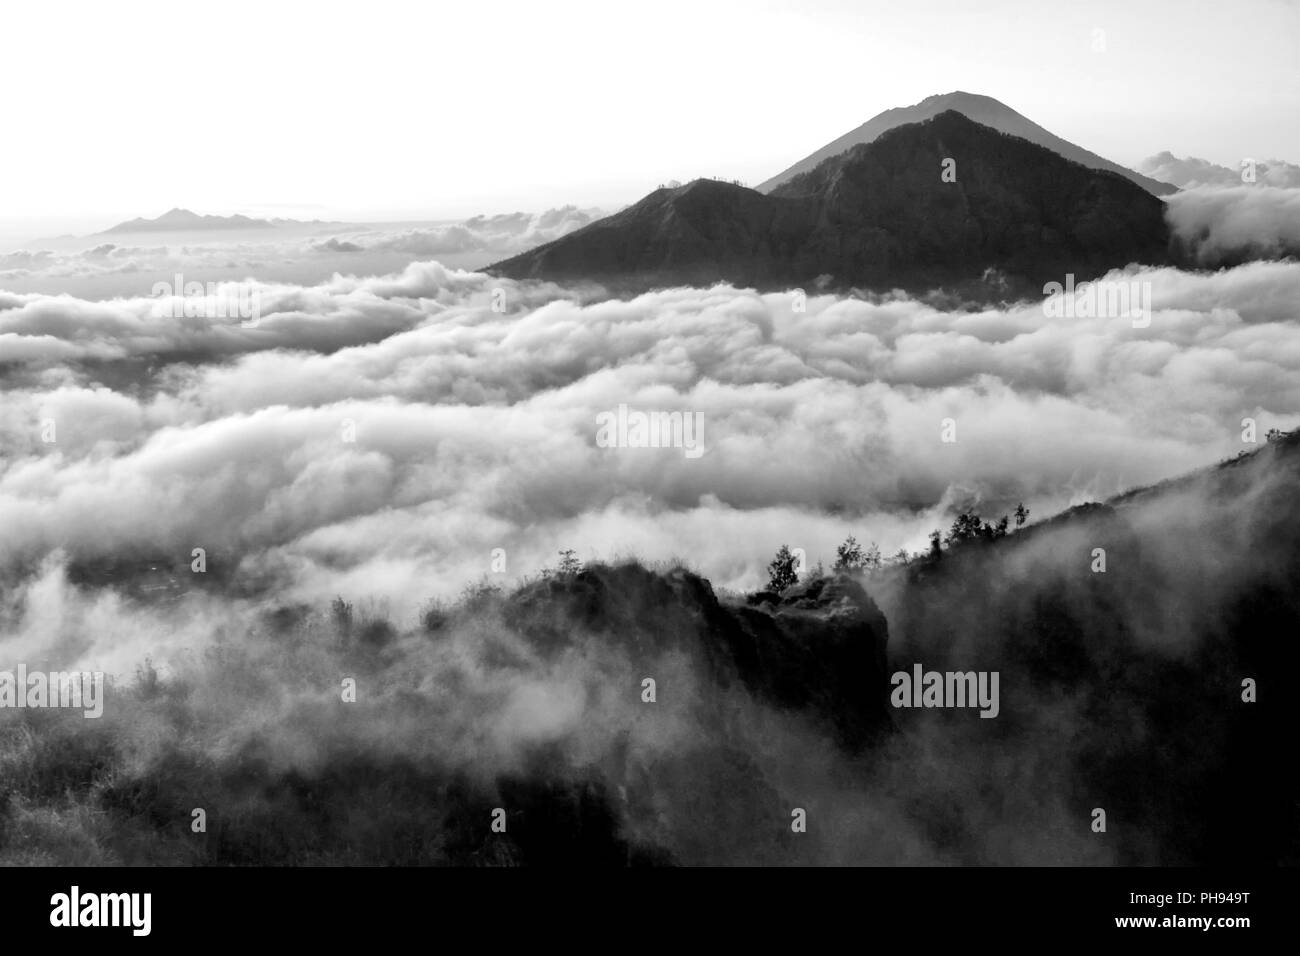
left=0, top=207, right=602, bottom=297
left=1140, top=151, right=1300, bottom=189
left=3, top=254, right=1298, bottom=629
left=1, top=237, right=1292, bottom=866
left=1165, top=185, right=1300, bottom=265
left=305, top=206, right=600, bottom=258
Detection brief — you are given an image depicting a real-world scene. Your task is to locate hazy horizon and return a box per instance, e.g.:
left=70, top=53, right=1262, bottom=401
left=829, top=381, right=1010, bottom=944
left=2, top=0, right=1297, bottom=235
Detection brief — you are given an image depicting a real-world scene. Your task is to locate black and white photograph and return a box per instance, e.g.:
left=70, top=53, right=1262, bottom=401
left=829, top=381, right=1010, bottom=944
left=0, top=0, right=1293, bottom=937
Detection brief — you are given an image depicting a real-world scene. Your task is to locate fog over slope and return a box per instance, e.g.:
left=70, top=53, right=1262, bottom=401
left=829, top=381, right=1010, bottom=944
left=0, top=181, right=1295, bottom=866
left=0, top=428, right=1288, bottom=865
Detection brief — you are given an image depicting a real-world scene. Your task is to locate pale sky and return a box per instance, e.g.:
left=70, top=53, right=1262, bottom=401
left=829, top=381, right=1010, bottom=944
left=2, top=0, right=1297, bottom=232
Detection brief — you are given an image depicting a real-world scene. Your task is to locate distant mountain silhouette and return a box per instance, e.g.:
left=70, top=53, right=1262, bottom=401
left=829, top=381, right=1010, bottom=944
left=757, top=92, right=1177, bottom=196
left=101, top=208, right=275, bottom=234
left=489, top=110, right=1173, bottom=298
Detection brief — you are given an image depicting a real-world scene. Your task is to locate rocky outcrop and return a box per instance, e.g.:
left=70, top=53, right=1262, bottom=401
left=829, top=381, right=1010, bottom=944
left=505, top=563, right=891, bottom=750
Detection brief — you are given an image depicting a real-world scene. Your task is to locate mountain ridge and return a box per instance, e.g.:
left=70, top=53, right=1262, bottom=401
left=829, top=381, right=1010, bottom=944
left=35, top=428, right=1295, bottom=865
left=489, top=109, right=1173, bottom=298
left=757, top=91, right=1177, bottom=196
left=99, top=207, right=276, bottom=234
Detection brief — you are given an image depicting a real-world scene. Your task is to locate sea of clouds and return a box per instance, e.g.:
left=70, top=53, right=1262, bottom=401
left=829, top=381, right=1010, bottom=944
left=0, top=186, right=1298, bottom=671
left=0, top=206, right=602, bottom=298
left=1139, top=151, right=1300, bottom=190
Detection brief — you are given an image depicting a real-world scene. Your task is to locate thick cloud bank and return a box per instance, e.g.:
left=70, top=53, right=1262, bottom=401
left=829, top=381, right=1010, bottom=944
left=1166, top=185, right=1300, bottom=265
left=2, top=257, right=1298, bottom=628
left=1139, top=151, right=1300, bottom=189
left=1, top=248, right=1293, bottom=866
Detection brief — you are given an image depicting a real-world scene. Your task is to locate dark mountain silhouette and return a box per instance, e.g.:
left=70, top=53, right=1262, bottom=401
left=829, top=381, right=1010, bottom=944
left=16, top=432, right=1295, bottom=865
left=489, top=110, right=1173, bottom=298
left=100, top=207, right=275, bottom=234
left=506, top=565, right=892, bottom=751
left=867, top=429, right=1296, bottom=865
left=757, top=91, right=1177, bottom=196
